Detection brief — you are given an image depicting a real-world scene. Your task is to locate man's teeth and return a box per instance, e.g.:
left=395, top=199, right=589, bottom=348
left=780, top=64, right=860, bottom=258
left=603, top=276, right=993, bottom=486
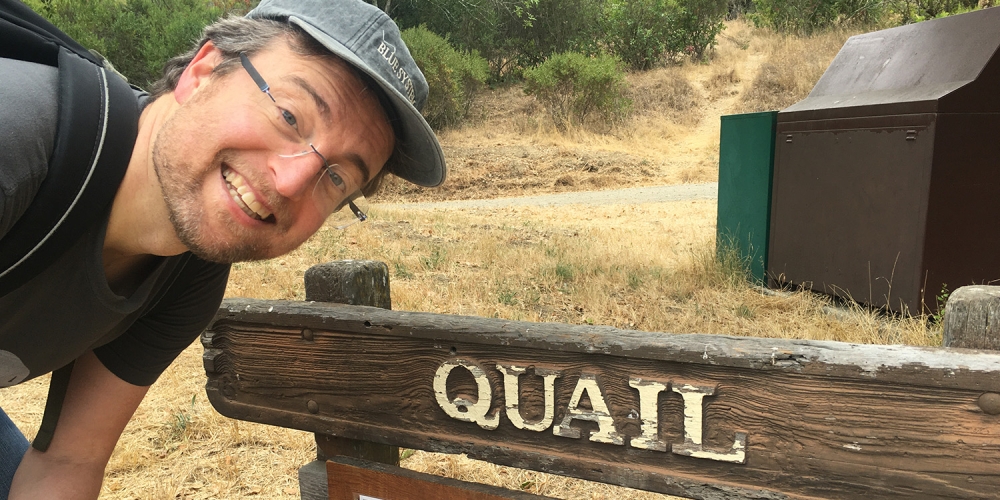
left=223, top=168, right=272, bottom=220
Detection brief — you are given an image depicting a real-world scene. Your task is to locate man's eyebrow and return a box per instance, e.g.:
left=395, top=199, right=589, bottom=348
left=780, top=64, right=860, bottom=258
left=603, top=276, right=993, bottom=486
left=348, top=152, right=372, bottom=187
left=289, top=75, right=332, bottom=124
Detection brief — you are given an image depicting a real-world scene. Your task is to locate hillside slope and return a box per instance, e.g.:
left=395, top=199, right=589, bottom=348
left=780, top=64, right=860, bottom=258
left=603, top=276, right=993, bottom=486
left=377, top=20, right=854, bottom=203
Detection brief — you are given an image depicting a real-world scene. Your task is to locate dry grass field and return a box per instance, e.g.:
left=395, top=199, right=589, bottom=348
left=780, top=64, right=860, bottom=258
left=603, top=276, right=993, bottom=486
left=2, top=20, right=942, bottom=499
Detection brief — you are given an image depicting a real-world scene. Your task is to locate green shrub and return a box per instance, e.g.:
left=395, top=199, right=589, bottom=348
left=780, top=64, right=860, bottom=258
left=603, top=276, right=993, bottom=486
left=401, top=26, right=489, bottom=130
left=602, top=0, right=727, bottom=69
left=750, top=0, right=842, bottom=33
left=673, top=0, right=728, bottom=61
left=884, top=0, right=978, bottom=23
left=748, top=0, right=952, bottom=33
left=602, top=0, right=675, bottom=70
left=502, top=0, right=605, bottom=71
left=523, top=52, right=631, bottom=130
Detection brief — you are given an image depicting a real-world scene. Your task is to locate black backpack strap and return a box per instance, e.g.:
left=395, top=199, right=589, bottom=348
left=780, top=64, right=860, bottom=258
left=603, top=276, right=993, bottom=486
left=31, top=361, right=74, bottom=452
left=0, top=48, right=138, bottom=297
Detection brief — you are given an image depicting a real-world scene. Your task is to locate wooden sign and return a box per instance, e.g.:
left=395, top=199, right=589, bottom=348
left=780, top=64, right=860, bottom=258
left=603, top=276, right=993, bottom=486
left=203, top=299, right=1000, bottom=499
left=326, top=456, right=549, bottom=500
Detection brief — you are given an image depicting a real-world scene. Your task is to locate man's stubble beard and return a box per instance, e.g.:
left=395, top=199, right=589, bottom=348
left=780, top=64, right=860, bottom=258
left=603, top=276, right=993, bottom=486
left=151, top=116, right=273, bottom=264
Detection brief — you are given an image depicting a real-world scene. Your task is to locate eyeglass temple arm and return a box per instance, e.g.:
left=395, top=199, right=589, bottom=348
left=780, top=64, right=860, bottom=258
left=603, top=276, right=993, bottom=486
left=240, top=52, right=276, bottom=103
left=348, top=200, right=367, bottom=222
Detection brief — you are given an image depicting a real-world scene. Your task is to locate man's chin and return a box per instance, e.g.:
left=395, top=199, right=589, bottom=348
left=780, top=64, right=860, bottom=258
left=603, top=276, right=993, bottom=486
left=174, top=226, right=275, bottom=263
left=185, top=243, right=274, bottom=264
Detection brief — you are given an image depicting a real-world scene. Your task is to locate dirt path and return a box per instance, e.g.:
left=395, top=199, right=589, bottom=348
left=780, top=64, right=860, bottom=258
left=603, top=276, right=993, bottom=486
left=382, top=182, right=718, bottom=210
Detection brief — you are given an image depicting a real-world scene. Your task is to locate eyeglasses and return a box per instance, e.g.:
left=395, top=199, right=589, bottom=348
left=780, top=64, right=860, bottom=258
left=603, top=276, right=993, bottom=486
left=239, top=52, right=368, bottom=229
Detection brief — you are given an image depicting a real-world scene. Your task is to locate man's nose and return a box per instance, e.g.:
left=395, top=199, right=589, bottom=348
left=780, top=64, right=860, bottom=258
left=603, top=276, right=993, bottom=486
left=271, top=151, right=322, bottom=200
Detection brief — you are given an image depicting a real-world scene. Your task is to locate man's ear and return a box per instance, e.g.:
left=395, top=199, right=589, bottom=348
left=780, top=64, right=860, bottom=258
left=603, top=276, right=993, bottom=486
left=173, top=40, right=224, bottom=104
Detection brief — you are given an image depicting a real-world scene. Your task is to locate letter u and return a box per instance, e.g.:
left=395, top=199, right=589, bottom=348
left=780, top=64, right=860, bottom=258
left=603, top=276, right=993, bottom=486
left=496, top=364, right=561, bottom=432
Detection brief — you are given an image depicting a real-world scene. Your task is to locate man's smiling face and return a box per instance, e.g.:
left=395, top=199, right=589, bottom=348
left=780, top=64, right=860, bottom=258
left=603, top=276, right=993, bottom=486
left=151, top=38, right=394, bottom=263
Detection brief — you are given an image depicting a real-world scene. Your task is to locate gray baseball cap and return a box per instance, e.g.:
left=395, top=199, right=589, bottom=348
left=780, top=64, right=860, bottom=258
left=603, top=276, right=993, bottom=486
left=247, top=0, right=446, bottom=187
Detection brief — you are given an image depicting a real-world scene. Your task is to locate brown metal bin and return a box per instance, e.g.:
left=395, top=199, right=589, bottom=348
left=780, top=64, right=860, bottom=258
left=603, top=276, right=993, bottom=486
left=767, top=7, right=1000, bottom=314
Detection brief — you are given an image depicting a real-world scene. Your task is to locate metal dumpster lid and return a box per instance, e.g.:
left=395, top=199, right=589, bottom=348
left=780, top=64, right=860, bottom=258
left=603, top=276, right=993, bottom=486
left=780, top=7, right=1000, bottom=121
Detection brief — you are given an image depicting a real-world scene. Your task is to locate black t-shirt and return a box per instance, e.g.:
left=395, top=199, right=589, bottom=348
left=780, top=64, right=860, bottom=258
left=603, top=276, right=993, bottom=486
left=0, top=58, right=230, bottom=387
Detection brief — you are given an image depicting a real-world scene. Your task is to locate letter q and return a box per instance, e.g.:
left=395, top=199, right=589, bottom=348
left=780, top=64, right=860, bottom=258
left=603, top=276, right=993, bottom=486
left=433, top=359, right=499, bottom=430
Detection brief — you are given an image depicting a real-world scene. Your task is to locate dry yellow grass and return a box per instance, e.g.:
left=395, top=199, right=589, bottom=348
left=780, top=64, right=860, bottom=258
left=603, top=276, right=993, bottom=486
left=233, top=202, right=936, bottom=344
left=0, top=20, right=941, bottom=500
left=733, top=26, right=859, bottom=113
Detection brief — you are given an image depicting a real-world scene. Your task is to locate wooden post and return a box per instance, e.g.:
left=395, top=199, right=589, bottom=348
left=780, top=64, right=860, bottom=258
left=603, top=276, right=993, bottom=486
left=298, top=260, right=398, bottom=500
left=943, top=285, right=1000, bottom=350
left=304, top=260, right=391, bottom=310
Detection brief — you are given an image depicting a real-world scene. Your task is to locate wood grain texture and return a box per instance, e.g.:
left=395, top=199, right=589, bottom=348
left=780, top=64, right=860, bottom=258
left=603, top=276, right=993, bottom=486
left=326, top=456, right=551, bottom=500
left=944, top=285, right=1000, bottom=350
left=304, top=261, right=391, bottom=309
left=203, top=299, right=1000, bottom=500
left=316, top=433, right=399, bottom=464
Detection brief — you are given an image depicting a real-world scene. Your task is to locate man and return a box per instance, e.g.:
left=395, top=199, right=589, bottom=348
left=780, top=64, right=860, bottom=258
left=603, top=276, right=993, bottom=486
left=0, top=0, right=445, bottom=497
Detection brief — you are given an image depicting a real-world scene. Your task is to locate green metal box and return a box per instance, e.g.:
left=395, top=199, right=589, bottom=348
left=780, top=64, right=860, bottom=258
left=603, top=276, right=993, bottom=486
left=716, top=111, right=777, bottom=284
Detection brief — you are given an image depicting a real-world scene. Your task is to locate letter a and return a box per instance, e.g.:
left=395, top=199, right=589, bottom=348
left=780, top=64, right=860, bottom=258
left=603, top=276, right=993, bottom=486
left=553, top=374, right=623, bottom=445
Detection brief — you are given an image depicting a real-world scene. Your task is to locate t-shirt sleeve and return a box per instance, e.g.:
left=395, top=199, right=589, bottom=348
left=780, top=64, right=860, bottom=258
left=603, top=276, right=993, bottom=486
left=93, top=257, right=231, bottom=386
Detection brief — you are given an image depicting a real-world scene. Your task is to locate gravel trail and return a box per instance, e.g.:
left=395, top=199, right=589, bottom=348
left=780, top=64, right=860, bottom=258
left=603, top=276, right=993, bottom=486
left=382, top=182, right=718, bottom=210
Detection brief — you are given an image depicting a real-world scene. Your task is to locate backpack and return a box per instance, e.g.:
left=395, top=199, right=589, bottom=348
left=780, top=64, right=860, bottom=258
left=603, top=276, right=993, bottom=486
left=0, top=0, right=140, bottom=452
left=0, top=0, right=139, bottom=299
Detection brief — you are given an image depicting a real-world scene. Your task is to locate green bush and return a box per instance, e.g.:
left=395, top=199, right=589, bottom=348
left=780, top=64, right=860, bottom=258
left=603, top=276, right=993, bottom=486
left=602, top=0, right=675, bottom=70
left=523, top=52, right=631, bottom=130
left=673, top=0, right=728, bottom=61
left=602, top=0, right=727, bottom=70
left=884, top=0, right=979, bottom=23
left=746, top=0, right=975, bottom=33
left=503, top=0, right=605, bottom=71
left=400, top=26, right=489, bottom=130
left=24, top=0, right=255, bottom=89
left=750, top=0, right=842, bottom=33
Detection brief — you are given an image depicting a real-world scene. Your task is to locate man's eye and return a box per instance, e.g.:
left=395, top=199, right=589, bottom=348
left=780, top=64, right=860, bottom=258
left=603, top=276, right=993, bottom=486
left=327, top=169, right=346, bottom=189
left=280, top=108, right=298, bottom=129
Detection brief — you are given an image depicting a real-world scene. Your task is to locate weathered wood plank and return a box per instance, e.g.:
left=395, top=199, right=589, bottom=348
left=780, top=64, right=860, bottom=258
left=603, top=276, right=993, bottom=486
left=326, top=456, right=552, bottom=500
left=203, top=299, right=1000, bottom=500
left=944, top=285, right=1000, bottom=350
